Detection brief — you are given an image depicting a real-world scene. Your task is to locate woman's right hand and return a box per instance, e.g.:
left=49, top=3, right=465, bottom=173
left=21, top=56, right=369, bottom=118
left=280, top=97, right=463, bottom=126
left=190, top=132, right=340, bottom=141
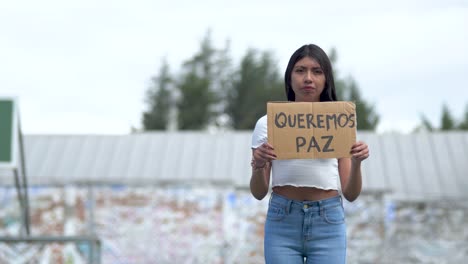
left=252, top=142, right=277, bottom=166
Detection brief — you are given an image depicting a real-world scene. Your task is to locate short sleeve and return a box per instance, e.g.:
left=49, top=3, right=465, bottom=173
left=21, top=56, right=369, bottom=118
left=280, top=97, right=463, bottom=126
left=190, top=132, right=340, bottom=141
left=251, top=115, right=268, bottom=149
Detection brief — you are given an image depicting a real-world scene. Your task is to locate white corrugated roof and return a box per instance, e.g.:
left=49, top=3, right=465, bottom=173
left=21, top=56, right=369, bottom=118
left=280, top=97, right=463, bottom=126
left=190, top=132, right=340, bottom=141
left=1, top=131, right=467, bottom=201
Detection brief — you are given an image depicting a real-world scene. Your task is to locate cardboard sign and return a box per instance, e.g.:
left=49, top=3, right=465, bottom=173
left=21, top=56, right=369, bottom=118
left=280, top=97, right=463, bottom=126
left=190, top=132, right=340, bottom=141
left=267, top=101, right=356, bottom=159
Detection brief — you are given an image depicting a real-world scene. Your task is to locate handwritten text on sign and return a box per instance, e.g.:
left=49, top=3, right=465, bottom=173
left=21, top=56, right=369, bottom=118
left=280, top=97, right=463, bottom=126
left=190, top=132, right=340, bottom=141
left=267, top=101, right=357, bottom=159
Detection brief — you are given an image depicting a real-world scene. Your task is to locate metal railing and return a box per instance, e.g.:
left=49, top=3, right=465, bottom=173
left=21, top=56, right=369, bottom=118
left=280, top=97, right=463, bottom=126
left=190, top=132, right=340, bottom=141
left=0, top=235, right=101, bottom=264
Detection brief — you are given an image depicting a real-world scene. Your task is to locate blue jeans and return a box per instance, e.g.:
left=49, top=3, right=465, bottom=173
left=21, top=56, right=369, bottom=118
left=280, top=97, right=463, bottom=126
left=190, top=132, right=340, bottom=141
left=264, top=192, right=346, bottom=264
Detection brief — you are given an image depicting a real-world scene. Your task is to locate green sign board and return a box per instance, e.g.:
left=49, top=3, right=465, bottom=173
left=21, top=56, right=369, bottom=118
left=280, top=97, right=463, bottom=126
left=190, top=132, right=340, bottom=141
left=0, top=98, right=17, bottom=167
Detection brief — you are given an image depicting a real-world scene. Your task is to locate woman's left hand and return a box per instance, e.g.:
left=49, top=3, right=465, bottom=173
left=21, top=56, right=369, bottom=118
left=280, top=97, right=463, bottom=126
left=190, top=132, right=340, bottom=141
left=350, top=141, right=369, bottom=162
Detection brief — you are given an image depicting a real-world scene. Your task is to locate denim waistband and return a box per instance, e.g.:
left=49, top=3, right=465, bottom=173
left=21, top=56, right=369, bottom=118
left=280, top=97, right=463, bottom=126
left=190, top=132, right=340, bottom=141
left=270, top=192, right=342, bottom=212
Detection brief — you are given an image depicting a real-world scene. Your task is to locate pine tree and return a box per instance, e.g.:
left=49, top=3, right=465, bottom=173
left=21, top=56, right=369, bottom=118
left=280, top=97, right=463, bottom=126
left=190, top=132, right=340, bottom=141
left=176, top=31, right=230, bottom=130
left=457, top=103, right=468, bottom=130
left=142, top=59, right=172, bottom=130
left=440, top=103, right=455, bottom=130
left=348, top=78, right=380, bottom=130
left=329, top=48, right=379, bottom=130
left=417, top=114, right=435, bottom=132
left=225, top=49, right=283, bottom=129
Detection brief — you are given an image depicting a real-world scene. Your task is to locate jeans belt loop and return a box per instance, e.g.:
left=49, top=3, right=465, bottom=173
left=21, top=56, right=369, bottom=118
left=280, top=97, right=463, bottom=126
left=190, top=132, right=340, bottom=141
left=286, top=200, right=292, bottom=215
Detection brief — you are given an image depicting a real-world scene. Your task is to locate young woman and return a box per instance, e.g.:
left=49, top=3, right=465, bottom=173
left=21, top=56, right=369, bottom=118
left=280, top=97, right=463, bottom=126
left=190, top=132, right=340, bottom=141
left=250, top=44, right=369, bottom=263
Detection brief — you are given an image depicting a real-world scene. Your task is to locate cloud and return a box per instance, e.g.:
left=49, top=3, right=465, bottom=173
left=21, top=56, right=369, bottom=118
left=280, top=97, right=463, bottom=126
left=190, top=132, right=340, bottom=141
left=1, top=0, right=467, bottom=133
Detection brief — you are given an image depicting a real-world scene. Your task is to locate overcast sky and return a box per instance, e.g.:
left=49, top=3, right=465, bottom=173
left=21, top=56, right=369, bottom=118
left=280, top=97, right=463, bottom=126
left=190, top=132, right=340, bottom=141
left=1, top=0, right=467, bottom=134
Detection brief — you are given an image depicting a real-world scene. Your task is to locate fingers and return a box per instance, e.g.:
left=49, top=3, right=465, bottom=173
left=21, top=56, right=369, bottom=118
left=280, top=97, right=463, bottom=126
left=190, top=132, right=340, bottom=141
left=254, top=143, right=277, bottom=163
left=351, top=141, right=370, bottom=161
left=350, top=141, right=367, bottom=153
left=352, top=149, right=369, bottom=161
left=263, top=142, right=274, bottom=150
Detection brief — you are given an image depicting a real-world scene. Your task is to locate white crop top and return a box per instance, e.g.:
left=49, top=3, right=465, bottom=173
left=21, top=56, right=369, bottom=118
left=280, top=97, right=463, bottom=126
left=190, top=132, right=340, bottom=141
left=251, top=115, right=340, bottom=190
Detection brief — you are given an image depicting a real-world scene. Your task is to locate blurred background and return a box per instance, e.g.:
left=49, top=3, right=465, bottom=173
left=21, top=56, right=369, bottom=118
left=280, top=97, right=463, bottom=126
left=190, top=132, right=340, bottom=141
left=0, top=0, right=467, bottom=263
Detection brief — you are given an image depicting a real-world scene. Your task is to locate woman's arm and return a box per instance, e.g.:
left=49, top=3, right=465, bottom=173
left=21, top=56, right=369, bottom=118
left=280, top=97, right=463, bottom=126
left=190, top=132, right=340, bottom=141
left=249, top=158, right=271, bottom=200
left=338, top=141, right=369, bottom=202
left=250, top=143, right=276, bottom=200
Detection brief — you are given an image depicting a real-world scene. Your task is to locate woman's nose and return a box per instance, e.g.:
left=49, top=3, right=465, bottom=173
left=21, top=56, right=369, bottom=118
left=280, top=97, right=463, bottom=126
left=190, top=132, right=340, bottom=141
left=304, top=71, right=313, bottom=82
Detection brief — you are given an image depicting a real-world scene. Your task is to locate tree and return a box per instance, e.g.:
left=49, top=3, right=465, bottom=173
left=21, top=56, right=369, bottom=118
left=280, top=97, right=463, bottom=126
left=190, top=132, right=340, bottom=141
left=457, top=103, right=468, bottom=130
left=225, top=49, right=283, bottom=129
left=415, top=103, right=468, bottom=132
left=328, top=48, right=346, bottom=101
left=348, top=78, right=380, bottom=130
left=142, top=59, right=172, bottom=130
left=415, top=114, right=435, bottom=132
left=440, top=103, right=455, bottom=130
left=329, top=48, right=380, bottom=130
left=176, top=31, right=231, bottom=130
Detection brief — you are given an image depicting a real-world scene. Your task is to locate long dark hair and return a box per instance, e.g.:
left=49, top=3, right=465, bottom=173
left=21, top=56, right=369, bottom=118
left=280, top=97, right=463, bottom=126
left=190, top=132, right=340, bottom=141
left=284, top=44, right=337, bottom=102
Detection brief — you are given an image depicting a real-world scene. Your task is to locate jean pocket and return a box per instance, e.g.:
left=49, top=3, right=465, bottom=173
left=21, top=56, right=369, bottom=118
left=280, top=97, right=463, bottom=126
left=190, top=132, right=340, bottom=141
left=266, top=202, right=286, bottom=221
left=323, top=205, right=345, bottom=224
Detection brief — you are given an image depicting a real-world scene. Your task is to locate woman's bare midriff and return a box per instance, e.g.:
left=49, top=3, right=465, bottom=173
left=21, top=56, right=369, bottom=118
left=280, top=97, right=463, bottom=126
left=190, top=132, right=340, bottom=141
left=272, top=185, right=339, bottom=201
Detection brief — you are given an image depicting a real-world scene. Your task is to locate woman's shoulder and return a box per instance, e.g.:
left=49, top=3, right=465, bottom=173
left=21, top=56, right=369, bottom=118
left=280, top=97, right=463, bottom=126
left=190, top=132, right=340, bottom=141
left=256, top=114, right=267, bottom=126
left=253, top=115, right=268, bottom=131
left=252, top=115, right=268, bottom=148
left=257, top=115, right=267, bottom=124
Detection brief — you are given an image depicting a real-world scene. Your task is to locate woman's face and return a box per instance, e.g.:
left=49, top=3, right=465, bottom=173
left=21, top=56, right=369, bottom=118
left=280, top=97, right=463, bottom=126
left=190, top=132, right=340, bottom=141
left=290, top=56, right=326, bottom=102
